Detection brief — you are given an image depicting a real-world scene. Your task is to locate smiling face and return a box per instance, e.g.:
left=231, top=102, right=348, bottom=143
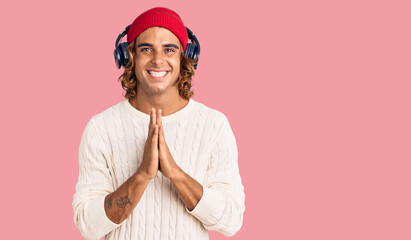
left=133, top=27, right=182, bottom=97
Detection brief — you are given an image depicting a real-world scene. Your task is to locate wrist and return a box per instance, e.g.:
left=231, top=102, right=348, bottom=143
left=169, top=167, right=185, bottom=183
left=134, top=170, right=154, bottom=183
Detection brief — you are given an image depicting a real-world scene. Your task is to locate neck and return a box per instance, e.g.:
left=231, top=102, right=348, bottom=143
left=129, top=89, right=189, bottom=116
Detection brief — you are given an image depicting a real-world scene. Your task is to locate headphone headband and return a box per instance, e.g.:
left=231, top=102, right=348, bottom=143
left=115, top=25, right=130, bottom=49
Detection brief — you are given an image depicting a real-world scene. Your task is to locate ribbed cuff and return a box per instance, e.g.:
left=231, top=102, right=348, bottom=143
left=186, top=187, right=227, bottom=226
left=87, top=195, right=121, bottom=237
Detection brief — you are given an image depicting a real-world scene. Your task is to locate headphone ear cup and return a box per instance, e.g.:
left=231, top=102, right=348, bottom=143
left=118, top=43, right=130, bottom=67
left=114, top=48, right=121, bottom=69
left=185, top=43, right=196, bottom=60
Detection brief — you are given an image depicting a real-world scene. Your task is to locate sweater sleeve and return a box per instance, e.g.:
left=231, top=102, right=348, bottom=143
left=72, top=119, right=121, bottom=240
left=187, top=115, right=246, bottom=237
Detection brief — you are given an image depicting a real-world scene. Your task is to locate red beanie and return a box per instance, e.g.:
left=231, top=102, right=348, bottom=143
left=127, top=7, right=188, bottom=51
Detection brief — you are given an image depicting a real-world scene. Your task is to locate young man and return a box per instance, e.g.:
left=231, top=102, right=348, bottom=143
left=72, top=7, right=245, bottom=240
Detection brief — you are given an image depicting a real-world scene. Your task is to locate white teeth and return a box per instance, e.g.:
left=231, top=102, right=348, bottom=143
left=149, top=71, right=167, bottom=77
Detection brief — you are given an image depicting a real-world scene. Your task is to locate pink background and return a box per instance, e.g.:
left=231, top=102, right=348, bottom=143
left=1, top=0, right=410, bottom=239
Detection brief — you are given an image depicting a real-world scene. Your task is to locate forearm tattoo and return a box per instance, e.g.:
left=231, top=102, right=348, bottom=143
left=105, top=198, right=113, bottom=209
left=116, top=195, right=132, bottom=208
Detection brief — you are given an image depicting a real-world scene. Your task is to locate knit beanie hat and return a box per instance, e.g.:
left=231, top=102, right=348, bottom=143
left=127, top=7, right=188, bottom=51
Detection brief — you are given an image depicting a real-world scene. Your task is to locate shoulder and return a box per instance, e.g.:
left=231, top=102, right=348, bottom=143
left=191, top=99, right=231, bottom=131
left=88, top=100, right=124, bottom=126
left=83, top=100, right=125, bottom=136
left=192, top=100, right=238, bottom=151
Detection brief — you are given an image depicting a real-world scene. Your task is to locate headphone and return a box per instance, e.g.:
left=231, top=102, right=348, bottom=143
left=114, top=25, right=200, bottom=69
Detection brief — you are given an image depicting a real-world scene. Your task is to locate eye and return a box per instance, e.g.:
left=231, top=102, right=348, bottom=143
left=140, top=48, right=152, bottom=52
left=165, top=48, right=175, bottom=53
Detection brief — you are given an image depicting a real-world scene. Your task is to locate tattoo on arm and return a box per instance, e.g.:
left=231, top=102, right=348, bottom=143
left=116, top=196, right=132, bottom=208
left=105, top=198, right=113, bottom=209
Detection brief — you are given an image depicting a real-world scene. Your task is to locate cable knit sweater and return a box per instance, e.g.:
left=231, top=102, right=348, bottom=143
left=72, top=99, right=245, bottom=240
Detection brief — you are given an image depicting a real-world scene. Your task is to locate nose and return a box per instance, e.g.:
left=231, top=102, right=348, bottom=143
left=151, top=51, right=165, bottom=66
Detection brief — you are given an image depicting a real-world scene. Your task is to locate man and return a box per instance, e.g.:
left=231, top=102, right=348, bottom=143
left=72, top=7, right=245, bottom=240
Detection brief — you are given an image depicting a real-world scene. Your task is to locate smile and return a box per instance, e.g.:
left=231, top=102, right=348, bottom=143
left=147, top=70, right=169, bottom=78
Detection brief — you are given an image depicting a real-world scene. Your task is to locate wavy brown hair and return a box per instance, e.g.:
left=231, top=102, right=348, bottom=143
left=118, top=39, right=197, bottom=100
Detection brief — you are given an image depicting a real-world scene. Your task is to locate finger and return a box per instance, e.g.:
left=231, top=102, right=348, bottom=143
left=156, top=109, right=162, bottom=126
left=147, top=108, right=155, bottom=138
left=151, top=108, right=157, bottom=127
left=151, top=125, right=159, bottom=151
left=159, top=125, right=165, bottom=144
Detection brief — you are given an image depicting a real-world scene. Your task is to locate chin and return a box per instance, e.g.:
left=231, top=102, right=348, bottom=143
left=147, top=85, right=168, bottom=95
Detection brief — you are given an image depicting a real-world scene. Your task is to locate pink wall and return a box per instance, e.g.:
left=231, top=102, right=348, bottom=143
left=1, top=0, right=410, bottom=239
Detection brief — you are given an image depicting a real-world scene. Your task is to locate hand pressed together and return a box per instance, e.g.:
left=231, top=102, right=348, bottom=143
left=137, top=108, right=160, bottom=180
left=137, top=108, right=182, bottom=181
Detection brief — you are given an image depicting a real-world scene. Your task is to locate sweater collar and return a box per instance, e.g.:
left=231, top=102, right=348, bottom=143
left=122, top=98, right=195, bottom=123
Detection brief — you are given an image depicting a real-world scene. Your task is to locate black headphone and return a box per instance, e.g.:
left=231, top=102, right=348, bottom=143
left=114, top=25, right=200, bottom=69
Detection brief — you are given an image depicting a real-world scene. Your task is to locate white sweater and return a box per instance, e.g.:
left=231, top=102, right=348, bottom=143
left=72, top=99, right=245, bottom=240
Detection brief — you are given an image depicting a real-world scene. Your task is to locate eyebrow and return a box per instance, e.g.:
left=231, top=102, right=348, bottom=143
left=137, top=43, right=179, bottom=49
left=164, top=44, right=179, bottom=49
left=137, top=43, right=153, bottom=48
